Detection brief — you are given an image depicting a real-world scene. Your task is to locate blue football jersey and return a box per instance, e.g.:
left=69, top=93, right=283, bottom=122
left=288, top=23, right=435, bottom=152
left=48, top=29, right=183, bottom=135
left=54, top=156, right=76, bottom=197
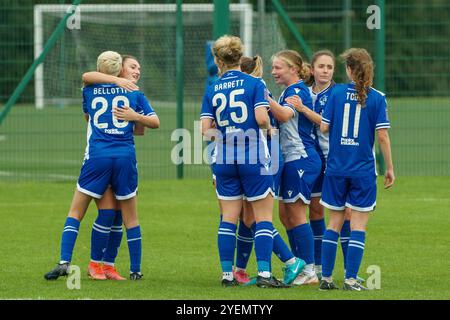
left=309, top=82, right=335, bottom=159
left=278, top=80, right=315, bottom=162
left=82, top=83, right=156, bottom=159
left=321, top=82, right=390, bottom=176
left=200, top=70, right=270, bottom=164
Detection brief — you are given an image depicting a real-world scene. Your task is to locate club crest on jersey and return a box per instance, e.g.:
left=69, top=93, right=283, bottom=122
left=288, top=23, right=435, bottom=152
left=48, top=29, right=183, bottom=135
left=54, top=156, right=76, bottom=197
left=319, top=95, right=328, bottom=106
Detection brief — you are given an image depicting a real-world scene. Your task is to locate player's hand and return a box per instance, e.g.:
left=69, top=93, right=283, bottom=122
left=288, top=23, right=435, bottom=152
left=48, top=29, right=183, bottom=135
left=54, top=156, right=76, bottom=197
left=113, top=105, right=139, bottom=122
left=286, top=95, right=304, bottom=112
left=384, top=168, right=395, bottom=189
left=115, top=78, right=139, bottom=92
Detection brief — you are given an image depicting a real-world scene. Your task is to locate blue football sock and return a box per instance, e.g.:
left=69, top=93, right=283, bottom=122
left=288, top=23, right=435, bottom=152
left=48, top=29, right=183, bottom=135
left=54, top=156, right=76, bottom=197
left=310, top=219, right=326, bottom=266
left=340, top=220, right=351, bottom=269
left=218, top=221, right=237, bottom=273
left=90, top=209, right=115, bottom=262
left=321, top=229, right=340, bottom=278
left=254, top=221, right=274, bottom=274
left=292, top=223, right=315, bottom=265
left=273, top=228, right=294, bottom=263
left=103, top=210, right=123, bottom=265
left=235, top=220, right=254, bottom=270
left=345, top=231, right=366, bottom=280
left=60, top=217, right=80, bottom=263
left=126, top=225, right=142, bottom=273
left=286, top=229, right=298, bottom=257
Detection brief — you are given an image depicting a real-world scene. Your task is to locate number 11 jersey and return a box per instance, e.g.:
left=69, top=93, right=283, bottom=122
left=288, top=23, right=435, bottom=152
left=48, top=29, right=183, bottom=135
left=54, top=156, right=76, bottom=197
left=321, top=82, right=390, bottom=177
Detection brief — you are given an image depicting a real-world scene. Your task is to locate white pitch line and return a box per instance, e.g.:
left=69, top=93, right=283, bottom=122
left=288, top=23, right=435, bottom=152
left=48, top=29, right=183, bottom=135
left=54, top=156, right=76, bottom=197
left=0, top=170, right=77, bottom=180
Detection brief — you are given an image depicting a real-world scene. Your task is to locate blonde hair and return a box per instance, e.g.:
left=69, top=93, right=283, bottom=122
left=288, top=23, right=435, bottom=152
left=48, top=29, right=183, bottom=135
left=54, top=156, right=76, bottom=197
left=240, top=55, right=263, bottom=78
left=96, top=51, right=122, bottom=76
left=212, top=35, right=244, bottom=69
left=272, top=50, right=310, bottom=82
left=340, top=48, right=374, bottom=106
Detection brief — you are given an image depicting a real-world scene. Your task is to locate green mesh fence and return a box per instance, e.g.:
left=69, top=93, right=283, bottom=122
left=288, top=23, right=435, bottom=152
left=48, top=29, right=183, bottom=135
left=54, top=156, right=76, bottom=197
left=0, top=0, right=449, bottom=182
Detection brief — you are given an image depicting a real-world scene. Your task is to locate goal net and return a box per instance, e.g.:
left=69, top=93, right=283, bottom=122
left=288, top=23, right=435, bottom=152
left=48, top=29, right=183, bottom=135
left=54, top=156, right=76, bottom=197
left=34, top=3, right=254, bottom=109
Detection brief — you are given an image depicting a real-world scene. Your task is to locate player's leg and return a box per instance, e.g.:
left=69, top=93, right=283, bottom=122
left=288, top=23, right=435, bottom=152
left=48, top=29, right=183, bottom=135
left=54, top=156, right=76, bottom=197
left=309, top=166, right=326, bottom=279
left=285, top=200, right=318, bottom=285
left=234, top=201, right=254, bottom=284
left=282, top=156, right=321, bottom=286
left=85, top=188, right=116, bottom=280
left=342, top=175, right=376, bottom=291
left=318, top=174, right=348, bottom=290
left=340, top=207, right=351, bottom=274
left=45, top=156, right=112, bottom=280
left=342, top=210, right=369, bottom=291
left=243, top=164, right=289, bottom=288
left=309, top=196, right=326, bottom=279
left=119, top=196, right=142, bottom=280
left=213, top=163, right=244, bottom=287
left=341, top=207, right=364, bottom=283
left=93, top=188, right=125, bottom=280
left=44, top=190, right=92, bottom=280
left=319, top=209, right=344, bottom=291
left=218, top=198, right=243, bottom=286
left=112, top=156, right=141, bottom=280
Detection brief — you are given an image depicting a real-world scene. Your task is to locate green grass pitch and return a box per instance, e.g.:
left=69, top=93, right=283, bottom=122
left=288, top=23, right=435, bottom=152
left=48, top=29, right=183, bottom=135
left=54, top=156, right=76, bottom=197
left=0, top=177, right=449, bottom=300
left=0, top=97, right=449, bottom=299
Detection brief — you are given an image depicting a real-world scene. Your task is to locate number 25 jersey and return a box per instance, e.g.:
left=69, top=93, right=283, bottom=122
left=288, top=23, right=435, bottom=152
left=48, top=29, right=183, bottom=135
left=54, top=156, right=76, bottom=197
left=200, top=70, right=270, bottom=164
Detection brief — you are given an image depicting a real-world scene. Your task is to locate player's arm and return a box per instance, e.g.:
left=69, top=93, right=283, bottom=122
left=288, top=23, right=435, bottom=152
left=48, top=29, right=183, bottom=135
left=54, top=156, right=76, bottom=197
left=255, top=105, right=270, bottom=129
left=285, top=95, right=322, bottom=125
left=113, top=106, right=159, bottom=128
left=82, top=72, right=139, bottom=91
left=376, top=95, right=394, bottom=189
left=377, top=128, right=395, bottom=189
left=320, top=121, right=329, bottom=133
left=200, top=118, right=221, bottom=143
left=134, top=123, right=145, bottom=136
left=267, top=96, right=295, bottom=123
left=319, top=90, right=334, bottom=133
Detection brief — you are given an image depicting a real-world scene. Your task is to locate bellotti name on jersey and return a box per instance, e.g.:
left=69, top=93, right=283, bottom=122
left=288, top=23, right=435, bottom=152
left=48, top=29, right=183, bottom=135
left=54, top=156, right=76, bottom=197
left=93, top=87, right=128, bottom=95
left=341, top=137, right=359, bottom=146
left=104, top=128, right=125, bottom=135
left=214, top=79, right=244, bottom=92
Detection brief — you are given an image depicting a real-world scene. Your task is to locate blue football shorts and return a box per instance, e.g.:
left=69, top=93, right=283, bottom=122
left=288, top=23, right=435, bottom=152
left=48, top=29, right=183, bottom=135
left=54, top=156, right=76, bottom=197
left=311, top=157, right=326, bottom=197
left=280, top=151, right=322, bottom=205
left=320, top=174, right=377, bottom=212
left=77, top=156, right=138, bottom=200
left=213, top=162, right=274, bottom=202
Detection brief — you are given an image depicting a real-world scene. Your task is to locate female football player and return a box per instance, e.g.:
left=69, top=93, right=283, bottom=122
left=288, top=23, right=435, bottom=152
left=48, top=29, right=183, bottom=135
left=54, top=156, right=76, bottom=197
left=200, top=35, right=289, bottom=288
left=286, top=50, right=365, bottom=283
left=266, top=50, right=321, bottom=286
left=80, top=55, right=146, bottom=280
left=318, top=48, right=394, bottom=291
left=44, top=52, right=159, bottom=281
